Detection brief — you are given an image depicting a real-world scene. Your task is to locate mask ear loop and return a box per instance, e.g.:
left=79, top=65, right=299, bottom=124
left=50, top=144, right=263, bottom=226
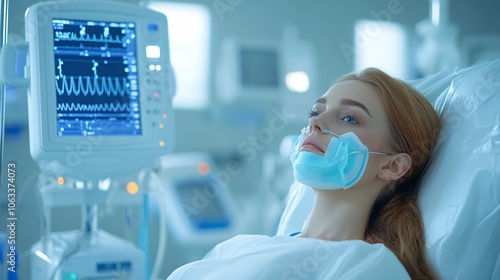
left=322, top=129, right=395, bottom=156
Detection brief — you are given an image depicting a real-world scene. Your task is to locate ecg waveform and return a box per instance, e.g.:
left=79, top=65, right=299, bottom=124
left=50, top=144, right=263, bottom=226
left=53, top=22, right=131, bottom=50
left=53, top=19, right=141, bottom=136
left=54, top=31, right=127, bottom=45
left=56, top=102, right=130, bottom=112
left=55, top=76, right=131, bottom=97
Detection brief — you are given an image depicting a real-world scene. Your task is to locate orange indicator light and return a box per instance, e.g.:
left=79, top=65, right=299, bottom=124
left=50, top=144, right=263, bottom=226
left=127, top=181, right=139, bottom=195
left=197, top=162, right=210, bottom=175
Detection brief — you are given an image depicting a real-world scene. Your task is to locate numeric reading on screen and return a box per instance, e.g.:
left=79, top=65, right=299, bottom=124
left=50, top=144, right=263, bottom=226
left=52, top=19, right=141, bottom=136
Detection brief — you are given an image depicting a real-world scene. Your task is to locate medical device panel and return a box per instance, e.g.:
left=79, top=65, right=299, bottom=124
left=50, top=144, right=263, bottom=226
left=23, top=0, right=175, bottom=180
left=31, top=230, right=144, bottom=280
left=155, top=153, right=240, bottom=245
left=174, top=177, right=232, bottom=230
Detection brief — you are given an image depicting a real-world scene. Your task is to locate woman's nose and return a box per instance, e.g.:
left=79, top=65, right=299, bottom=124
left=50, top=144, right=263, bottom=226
left=308, top=114, right=325, bottom=134
left=307, top=113, right=340, bottom=137
left=309, top=115, right=326, bottom=131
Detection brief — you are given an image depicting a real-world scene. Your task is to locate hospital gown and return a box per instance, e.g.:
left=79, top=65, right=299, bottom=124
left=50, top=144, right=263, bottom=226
left=167, top=234, right=410, bottom=279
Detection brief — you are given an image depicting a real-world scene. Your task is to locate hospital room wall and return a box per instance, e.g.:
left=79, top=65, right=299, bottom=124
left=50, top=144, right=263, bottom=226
left=3, top=0, right=500, bottom=278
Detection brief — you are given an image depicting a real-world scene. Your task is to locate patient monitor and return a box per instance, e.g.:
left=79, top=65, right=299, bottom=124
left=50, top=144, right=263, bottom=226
left=0, top=1, right=176, bottom=279
left=277, top=59, right=500, bottom=280
left=1, top=0, right=175, bottom=180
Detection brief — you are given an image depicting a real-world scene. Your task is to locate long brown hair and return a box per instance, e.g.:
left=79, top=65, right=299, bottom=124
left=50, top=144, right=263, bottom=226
left=337, top=68, right=440, bottom=280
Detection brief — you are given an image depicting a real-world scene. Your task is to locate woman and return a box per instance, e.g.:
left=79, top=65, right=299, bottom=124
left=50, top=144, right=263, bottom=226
left=168, top=68, right=440, bottom=279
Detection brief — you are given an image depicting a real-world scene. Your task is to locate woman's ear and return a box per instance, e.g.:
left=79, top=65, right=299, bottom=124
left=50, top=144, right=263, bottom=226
left=378, top=153, right=411, bottom=181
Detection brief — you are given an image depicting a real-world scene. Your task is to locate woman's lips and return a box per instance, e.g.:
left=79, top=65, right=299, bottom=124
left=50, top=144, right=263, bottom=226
left=300, top=137, right=325, bottom=154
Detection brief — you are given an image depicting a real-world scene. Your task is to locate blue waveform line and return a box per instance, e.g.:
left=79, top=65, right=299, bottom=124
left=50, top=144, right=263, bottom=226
left=55, top=76, right=131, bottom=97
left=56, top=102, right=131, bottom=112
left=54, top=46, right=128, bottom=56
left=54, top=31, right=126, bottom=44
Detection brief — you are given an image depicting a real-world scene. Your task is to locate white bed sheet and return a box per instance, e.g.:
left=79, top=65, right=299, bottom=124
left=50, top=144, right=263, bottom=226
left=167, top=234, right=410, bottom=280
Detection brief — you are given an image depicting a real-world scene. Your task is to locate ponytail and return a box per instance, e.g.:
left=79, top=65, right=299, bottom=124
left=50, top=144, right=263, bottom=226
left=366, top=171, right=438, bottom=280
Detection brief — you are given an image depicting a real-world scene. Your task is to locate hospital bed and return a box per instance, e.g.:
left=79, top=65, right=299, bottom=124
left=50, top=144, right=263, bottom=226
left=277, top=59, right=500, bottom=280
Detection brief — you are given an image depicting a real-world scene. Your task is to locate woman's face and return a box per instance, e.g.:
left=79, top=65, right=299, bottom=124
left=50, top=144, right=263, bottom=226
left=301, top=80, right=395, bottom=185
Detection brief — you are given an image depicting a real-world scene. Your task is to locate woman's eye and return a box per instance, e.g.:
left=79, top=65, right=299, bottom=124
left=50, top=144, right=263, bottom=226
left=308, top=109, right=319, bottom=118
left=341, top=114, right=358, bottom=125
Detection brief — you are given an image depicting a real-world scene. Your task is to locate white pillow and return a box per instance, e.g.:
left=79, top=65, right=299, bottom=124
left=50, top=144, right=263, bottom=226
left=414, top=59, right=500, bottom=280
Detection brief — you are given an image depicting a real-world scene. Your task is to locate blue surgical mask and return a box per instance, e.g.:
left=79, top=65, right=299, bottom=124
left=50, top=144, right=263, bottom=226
left=290, top=127, right=392, bottom=190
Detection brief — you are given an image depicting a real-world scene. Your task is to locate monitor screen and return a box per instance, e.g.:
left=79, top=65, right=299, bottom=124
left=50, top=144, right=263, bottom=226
left=52, top=19, right=141, bottom=137
left=175, top=178, right=230, bottom=229
left=239, top=48, right=279, bottom=88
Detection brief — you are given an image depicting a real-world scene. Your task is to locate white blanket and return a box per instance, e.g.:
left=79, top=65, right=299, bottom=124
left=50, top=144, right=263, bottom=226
left=167, top=234, right=410, bottom=279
